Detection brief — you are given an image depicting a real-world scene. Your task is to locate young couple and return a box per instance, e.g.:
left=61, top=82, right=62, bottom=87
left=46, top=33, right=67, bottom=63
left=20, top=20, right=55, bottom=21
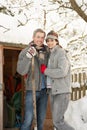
left=17, top=28, right=74, bottom=130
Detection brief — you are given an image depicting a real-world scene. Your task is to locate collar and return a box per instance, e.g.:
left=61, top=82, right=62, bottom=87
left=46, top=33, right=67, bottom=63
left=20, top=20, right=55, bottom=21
left=50, top=45, right=59, bottom=52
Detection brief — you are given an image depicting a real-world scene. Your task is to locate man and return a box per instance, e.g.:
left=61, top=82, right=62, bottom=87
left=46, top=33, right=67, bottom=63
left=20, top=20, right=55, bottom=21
left=17, top=28, right=49, bottom=130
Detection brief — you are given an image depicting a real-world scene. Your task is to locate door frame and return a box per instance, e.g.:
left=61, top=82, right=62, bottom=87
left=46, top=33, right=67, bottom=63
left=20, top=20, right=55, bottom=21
left=0, top=45, right=4, bottom=130
left=0, top=44, right=24, bottom=130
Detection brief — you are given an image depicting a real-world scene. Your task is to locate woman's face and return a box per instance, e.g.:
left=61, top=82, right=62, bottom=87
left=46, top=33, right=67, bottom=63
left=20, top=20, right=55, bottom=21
left=46, top=39, right=57, bottom=49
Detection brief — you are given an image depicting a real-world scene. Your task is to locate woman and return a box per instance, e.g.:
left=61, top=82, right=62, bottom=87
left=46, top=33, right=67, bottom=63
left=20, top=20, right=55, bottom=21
left=40, top=30, right=74, bottom=130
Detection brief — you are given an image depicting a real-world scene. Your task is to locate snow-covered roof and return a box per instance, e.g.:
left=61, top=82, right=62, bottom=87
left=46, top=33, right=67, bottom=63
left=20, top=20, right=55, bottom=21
left=0, top=41, right=27, bottom=48
left=0, top=13, right=35, bottom=44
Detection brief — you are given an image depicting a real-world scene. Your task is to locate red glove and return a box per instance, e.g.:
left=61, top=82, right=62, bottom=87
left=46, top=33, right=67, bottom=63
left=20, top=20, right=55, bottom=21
left=40, top=64, right=47, bottom=74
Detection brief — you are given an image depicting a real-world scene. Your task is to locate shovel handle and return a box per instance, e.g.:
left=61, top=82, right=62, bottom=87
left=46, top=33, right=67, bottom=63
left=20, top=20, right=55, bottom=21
left=32, top=57, right=37, bottom=127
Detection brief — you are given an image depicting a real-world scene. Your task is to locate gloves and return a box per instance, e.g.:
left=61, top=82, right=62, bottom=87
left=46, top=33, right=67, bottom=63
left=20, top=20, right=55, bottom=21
left=40, top=64, right=47, bottom=74
left=26, top=46, right=36, bottom=58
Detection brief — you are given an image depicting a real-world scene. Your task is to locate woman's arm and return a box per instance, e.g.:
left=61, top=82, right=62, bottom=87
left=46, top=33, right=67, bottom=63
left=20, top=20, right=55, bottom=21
left=44, top=49, right=70, bottom=78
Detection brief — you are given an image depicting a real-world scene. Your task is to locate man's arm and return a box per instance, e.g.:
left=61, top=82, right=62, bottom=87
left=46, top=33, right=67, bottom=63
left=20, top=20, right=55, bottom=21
left=17, top=47, right=32, bottom=75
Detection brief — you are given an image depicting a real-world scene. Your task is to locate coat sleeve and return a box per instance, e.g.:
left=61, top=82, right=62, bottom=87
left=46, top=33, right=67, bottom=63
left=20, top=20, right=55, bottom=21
left=17, top=47, right=32, bottom=76
left=44, top=49, right=70, bottom=79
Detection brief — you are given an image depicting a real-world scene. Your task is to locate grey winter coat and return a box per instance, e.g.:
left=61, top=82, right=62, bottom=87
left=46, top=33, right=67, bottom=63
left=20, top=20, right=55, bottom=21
left=44, top=45, right=71, bottom=95
left=17, top=44, right=49, bottom=90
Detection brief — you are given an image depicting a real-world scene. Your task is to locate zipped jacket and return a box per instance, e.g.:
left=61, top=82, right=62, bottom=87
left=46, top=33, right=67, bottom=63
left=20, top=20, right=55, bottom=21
left=45, top=45, right=71, bottom=95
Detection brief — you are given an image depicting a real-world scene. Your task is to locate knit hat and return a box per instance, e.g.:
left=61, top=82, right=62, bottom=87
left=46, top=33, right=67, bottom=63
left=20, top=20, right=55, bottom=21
left=46, top=35, right=58, bottom=41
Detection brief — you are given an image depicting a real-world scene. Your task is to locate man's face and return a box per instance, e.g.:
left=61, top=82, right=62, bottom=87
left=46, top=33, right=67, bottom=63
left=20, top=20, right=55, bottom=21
left=33, top=32, right=45, bottom=46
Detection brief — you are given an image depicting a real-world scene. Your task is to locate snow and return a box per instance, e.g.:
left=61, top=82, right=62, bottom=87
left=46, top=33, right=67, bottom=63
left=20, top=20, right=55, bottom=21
left=76, top=0, right=83, bottom=7
left=0, top=13, right=18, bottom=29
left=0, top=12, right=41, bottom=44
left=0, top=1, right=87, bottom=130
left=0, top=11, right=68, bottom=47
left=0, top=1, right=87, bottom=69
left=0, top=0, right=87, bottom=83
left=71, top=82, right=80, bottom=88
left=76, top=0, right=87, bottom=15
left=65, top=96, right=87, bottom=130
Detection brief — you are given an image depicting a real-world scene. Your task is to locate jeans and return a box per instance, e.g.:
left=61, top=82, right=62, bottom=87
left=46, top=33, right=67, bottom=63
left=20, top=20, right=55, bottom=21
left=21, top=89, right=48, bottom=130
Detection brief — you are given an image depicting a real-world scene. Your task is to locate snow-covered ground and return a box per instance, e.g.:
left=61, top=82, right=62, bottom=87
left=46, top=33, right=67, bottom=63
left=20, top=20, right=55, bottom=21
left=65, top=96, right=87, bottom=130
